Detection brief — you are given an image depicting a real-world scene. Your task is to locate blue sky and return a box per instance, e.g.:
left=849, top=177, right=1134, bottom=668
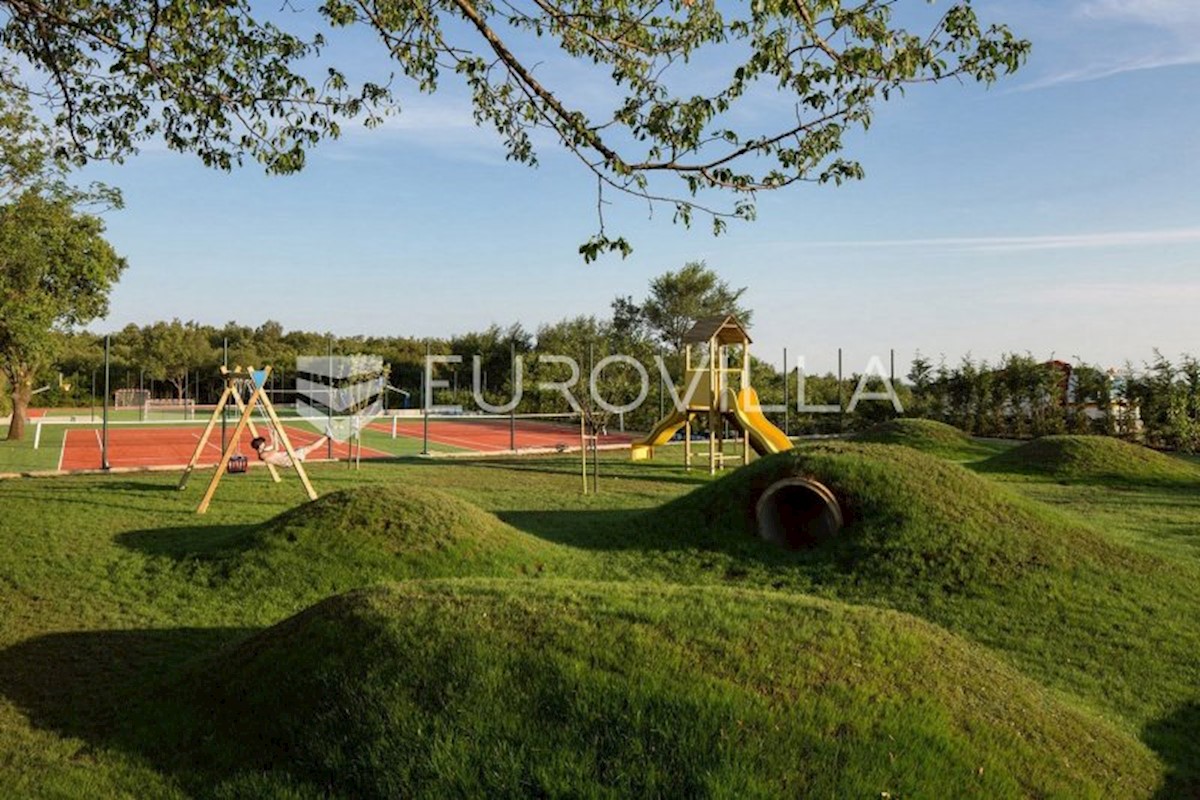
left=77, top=0, right=1199, bottom=374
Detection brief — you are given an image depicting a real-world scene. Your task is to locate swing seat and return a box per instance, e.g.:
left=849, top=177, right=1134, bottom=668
left=228, top=455, right=249, bottom=474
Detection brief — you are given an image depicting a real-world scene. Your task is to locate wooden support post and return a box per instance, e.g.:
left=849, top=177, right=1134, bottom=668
left=232, top=386, right=281, bottom=484
left=684, top=416, right=692, bottom=471
left=197, top=386, right=259, bottom=513
left=257, top=389, right=318, bottom=502
left=180, top=383, right=234, bottom=490
left=195, top=366, right=317, bottom=514
left=743, top=343, right=751, bottom=467
left=709, top=336, right=718, bottom=475
left=181, top=370, right=281, bottom=490
left=684, top=344, right=692, bottom=471
left=581, top=413, right=588, bottom=494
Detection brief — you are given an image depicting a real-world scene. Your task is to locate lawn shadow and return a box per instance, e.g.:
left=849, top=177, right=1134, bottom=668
left=117, top=521, right=260, bottom=562
left=495, top=503, right=838, bottom=584
left=1144, top=700, right=1200, bottom=799
left=103, top=480, right=182, bottom=492
left=0, top=626, right=252, bottom=787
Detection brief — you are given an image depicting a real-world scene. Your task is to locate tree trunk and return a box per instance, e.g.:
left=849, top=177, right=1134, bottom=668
left=171, top=377, right=185, bottom=401
left=6, top=372, right=32, bottom=441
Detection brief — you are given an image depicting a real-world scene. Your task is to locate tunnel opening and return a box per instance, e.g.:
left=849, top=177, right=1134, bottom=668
left=754, top=478, right=843, bottom=550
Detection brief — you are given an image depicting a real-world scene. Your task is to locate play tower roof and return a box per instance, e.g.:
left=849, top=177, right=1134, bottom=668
left=681, top=315, right=752, bottom=346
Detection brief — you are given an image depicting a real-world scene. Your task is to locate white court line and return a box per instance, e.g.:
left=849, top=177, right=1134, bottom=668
left=191, top=430, right=224, bottom=454
left=57, top=428, right=69, bottom=471
left=390, top=427, right=534, bottom=453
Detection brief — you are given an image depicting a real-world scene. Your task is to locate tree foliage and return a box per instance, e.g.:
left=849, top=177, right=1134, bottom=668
left=0, top=191, right=125, bottom=438
left=640, top=261, right=751, bottom=352
left=137, top=320, right=216, bottom=400
left=0, top=0, right=1029, bottom=255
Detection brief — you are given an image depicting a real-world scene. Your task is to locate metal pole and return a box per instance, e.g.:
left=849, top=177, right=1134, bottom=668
left=327, top=336, right=334, bottom=460
left=783, top=347, right=789, bottom=436
left=102, top=335, right=111, bottom=470
left=422, top=341, right=430, bottom=455
left=890, top=348, right=896, bottom=419
left=509, top=341, right=517, bottom=451
left=838, top=347, right=844, bottom=433
left=589, top=342, right=597, bottom=492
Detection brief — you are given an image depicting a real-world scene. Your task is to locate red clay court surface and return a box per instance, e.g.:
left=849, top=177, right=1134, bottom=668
left=60, top=425, right=388, bottom=471
left=374, top=417, right=638, bottom=453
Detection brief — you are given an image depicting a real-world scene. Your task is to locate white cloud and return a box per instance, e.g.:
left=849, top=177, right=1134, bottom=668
left=1019, top=0, right=1200, bottom=89
left=1079, top=0, right=1200, bottom=27
left=1021, top=49, right=1200, bottom=90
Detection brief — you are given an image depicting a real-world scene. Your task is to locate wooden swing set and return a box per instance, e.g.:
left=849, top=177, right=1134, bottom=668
left=179, top=366, right=318, bottom=514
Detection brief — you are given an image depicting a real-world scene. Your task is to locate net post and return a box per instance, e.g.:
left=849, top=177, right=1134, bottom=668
left=181, top=382, right=235, bottom=491
left=421, top=342, right=430, bottom=455
left=102, top=335, right=111, bottom=471
left=509, top=341, right=517, bottom=451
left=327, top=337, right=334, bottom=461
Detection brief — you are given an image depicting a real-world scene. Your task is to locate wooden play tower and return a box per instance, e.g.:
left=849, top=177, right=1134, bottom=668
left=680, top=315, right=751, bottom=473
left=632, top=315, right=792, bottom=474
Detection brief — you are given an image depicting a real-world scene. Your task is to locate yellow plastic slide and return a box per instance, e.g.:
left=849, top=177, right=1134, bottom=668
left=630, top=408, right=689, bottom=459
left=728, top=387, right=793, bottom=456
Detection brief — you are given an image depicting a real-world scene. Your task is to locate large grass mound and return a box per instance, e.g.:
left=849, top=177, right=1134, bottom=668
left=147, top=580, right=1159, bottom=798
left=850, top=418, right=1001, bottom=460
left=226, top=485, right=557, bottom=601
left=655, top=444, right=1200, bottom=773
left=663, top=442, right=1129, bottom=593
left=979, top=434, right=1200, bottom=484
left=980, top=435, right=1200, bottom=485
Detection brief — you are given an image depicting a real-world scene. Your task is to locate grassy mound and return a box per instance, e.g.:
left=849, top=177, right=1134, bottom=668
left=656, top=444, right=1200, bottom=765
left=149, top=580, right=1159, bottom=797
left=664, top=442, right=1128, bottom=593
left=981, top=435, right=1200, bottom=485
left=227, top=485, right=557, bottom=601
left=850, top=418, right=1002, bottom=460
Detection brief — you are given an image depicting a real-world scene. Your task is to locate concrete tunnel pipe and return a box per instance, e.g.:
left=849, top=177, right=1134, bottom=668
left=754, top=478, right=843, bottom=550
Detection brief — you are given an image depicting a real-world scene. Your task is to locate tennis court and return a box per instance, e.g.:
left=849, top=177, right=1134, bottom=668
left=57, top=422, right=389, bottom=471
left=376, top=414, right=638, bottom=453
left=14, top=412, right=638, bottom=473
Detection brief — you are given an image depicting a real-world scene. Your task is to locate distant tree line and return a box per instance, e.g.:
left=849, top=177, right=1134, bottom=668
left=3, top=262, right=753, bottom=436
left=904, top=351, right=1200, bottom=453
left=8, top=263, right=1200, bottom=452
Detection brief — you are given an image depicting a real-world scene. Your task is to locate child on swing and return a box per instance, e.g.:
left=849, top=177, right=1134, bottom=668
left=250, top=428, right=330, bottom=468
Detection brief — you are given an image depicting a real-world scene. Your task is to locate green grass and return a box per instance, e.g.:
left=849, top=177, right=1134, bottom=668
left=106, top=581, right=1155, bottom=798
left=849, top=418, right=1011, bottom=461
left=0, top=443, right=1196, bottom=796
left=0, top=424, right=66, bottom=472
left=979, top=434, right=1200, bottom=486
left=652, top=445, right=1200, bottom=740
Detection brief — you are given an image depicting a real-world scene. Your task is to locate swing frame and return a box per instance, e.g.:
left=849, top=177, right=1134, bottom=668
left=179, top=366, right=318, bottom=514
